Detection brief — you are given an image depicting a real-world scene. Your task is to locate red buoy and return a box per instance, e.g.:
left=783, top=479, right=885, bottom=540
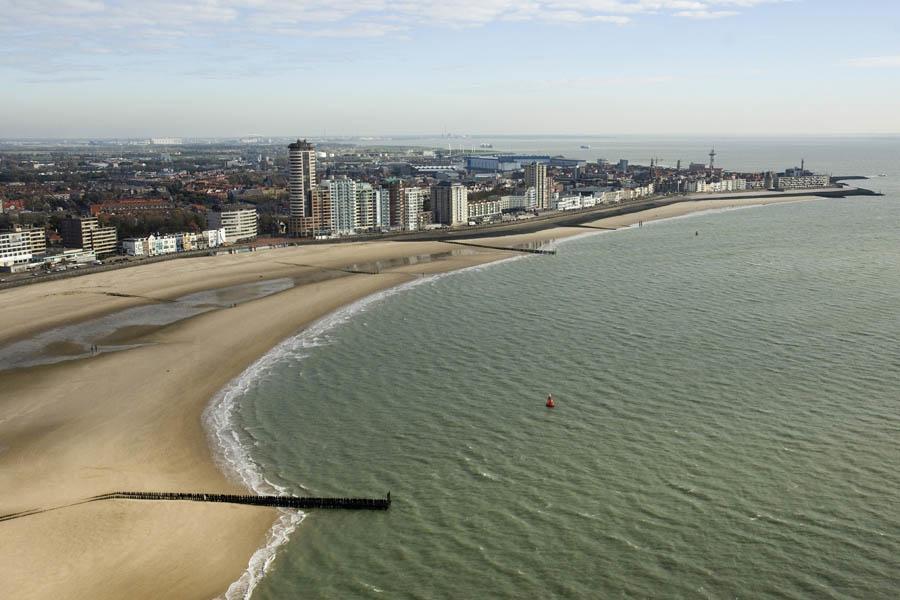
left=546, top=394, right=555, bottom=408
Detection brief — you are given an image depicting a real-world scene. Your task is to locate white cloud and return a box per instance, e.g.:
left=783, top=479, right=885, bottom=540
left=842, top=56, right=900, bottom=68
left=675, top=9, right=739, bottom=18
left=0, top=0, right=781, bottom=36
left=0, top=0, right=782, bottom=79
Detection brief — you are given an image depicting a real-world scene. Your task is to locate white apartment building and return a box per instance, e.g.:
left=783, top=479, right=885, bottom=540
left=355, top=183, right=388, bottom=231
left=323, top=178, right=358, bottom=236
left=402, top=187, right=426, bottom=231
left=555, top=196, right=582, bottom=211
left=467, top=199, right=502, bottom=220
left=149, top=234, right=178, bottom=256
left=499, top=194, right=527, bottom=211
left=203, top=228, right=228, bottom=247
left=122, top=235, right=175, bottom=257
left=775, top=174, right=830, bottom=190
left=685, top=179, right=748, bottom=193
left=7, top=225, right=47, bottom=255
left=0, top=231, right=31, bottom=268
left=207, top=206, right=257, bottom=242
left=376, top=188, right=390, bottom=229
left=597, top=190, right=623, bottom=203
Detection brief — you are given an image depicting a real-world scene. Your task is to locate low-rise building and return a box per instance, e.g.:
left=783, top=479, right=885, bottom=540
left=122, top=228, right=227, bottom=257
left=148, top=234, right=178, bottom=256
left=499, top=194, right=530, bottom=211
left=555, top=196, right=582, bottom=211
left=774, top=173, right=830, bottom=190
left=467, top=199, right=502, bottom=221
left=121, top=237, right=148, bottom=257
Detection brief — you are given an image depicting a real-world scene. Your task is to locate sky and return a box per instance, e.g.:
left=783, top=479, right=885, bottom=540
left=2, top=0, right=899, bottom=138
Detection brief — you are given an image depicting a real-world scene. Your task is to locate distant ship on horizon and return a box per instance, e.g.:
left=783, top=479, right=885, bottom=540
left=580, top=144, right=591, bottom=149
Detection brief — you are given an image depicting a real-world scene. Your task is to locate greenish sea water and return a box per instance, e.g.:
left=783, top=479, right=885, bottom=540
left=209, top=190, right=900, bottom=599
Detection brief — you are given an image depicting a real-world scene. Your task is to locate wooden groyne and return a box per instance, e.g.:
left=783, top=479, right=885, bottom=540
left=441, top=240, right=556, bottom=255
left=94, top=491, right=391, bottom=510
left=0, top=492, right=391, bottom=522
left=570, top=224, right=619, bottom=231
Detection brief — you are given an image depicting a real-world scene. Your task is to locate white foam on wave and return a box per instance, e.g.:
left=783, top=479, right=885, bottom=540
left=204, top=254, right=526, bottom=599
left=540, top=228, right=618, bottom=252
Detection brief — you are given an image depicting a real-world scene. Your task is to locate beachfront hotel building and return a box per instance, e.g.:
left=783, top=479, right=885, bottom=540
left=59, top=216, right=118, bottom=257
left=525, top=162, right=550, bottom=210
left=0, top=230, right=31, bottom=268
left=431, top=182, right=468, bottom=226
left=288, top=139, right=317, bottom=236
left=207, top=205, right=258, bottom=242
left=4, top=224, right=47, bottom=255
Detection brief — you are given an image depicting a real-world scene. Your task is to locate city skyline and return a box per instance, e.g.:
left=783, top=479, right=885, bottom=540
left=3, top=1, right=900, bottom=137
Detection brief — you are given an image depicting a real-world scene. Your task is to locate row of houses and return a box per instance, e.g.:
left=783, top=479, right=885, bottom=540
left=552, top=184, right=658, bottom=213
left=121, top=205, right=258, bottom=257
left=466, top=184, right=658, bottom=221
left=121, top=229, right=228, bottom=257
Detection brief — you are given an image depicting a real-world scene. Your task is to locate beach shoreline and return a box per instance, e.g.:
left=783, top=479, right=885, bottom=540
left=0, top=196, right=818, bottom=599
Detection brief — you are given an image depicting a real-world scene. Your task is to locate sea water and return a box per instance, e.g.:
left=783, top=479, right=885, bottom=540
left=209, top=138, right=900, bottom=599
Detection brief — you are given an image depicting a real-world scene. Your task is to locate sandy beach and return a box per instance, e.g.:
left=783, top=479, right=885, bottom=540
left=0, top=196, right=815, bottom=599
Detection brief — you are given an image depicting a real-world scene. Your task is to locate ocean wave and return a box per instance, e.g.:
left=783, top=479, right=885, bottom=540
left=203, top=254, right=525, bottom=599
left=540, top=228, right=618, bottom=252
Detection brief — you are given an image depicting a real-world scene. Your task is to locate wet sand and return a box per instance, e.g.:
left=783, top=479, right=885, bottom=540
left=0, top=196, right=815, bottom=599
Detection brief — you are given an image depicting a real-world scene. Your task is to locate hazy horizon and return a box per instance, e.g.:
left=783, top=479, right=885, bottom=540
left=3, top=133, right=900, bottom=143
